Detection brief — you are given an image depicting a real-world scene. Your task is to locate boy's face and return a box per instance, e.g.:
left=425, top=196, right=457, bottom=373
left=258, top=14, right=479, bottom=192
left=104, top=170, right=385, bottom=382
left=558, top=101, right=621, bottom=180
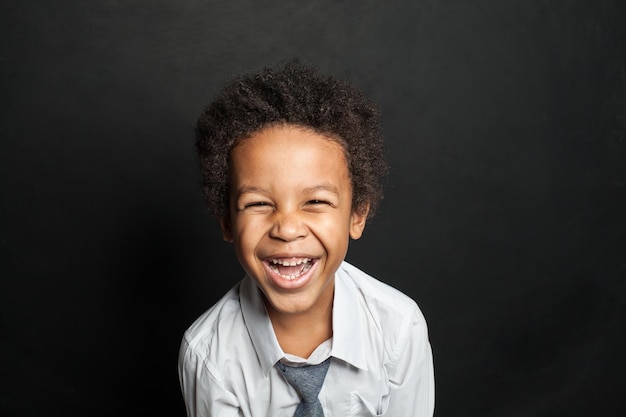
left=221, top=124, right=368, bottom=318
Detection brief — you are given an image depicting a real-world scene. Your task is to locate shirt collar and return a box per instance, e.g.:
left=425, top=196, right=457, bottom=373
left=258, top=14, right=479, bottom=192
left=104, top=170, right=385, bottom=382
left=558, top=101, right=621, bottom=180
left=331, top=262, right=368, bottom=371
left=239, top=261, right=369, bottom=376
left=239, top=276, right=284, bottom=376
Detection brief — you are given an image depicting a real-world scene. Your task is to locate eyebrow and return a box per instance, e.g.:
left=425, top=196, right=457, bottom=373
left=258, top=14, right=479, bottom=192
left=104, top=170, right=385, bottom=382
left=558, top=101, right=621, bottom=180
left=301, top=184, right=340, bottom=195
left=235, top=184, right=340, bottom=197
left=235, top=186, right=270, bottom=196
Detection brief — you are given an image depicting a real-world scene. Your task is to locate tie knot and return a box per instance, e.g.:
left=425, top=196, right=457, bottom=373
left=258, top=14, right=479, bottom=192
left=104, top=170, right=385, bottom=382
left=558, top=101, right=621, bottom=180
left=276, top=357, right=331, bottom=403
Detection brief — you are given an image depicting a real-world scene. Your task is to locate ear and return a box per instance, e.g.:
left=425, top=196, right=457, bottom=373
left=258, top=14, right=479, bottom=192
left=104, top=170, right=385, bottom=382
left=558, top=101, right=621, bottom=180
left=219, top=216, right=234, bottom=242
left=349, top=203, right=370, bottom=240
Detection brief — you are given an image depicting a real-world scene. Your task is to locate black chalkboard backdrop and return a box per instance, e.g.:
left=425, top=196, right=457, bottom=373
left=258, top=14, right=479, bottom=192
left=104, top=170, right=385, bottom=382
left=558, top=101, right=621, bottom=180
left=1, top=1, right=624, bottom=416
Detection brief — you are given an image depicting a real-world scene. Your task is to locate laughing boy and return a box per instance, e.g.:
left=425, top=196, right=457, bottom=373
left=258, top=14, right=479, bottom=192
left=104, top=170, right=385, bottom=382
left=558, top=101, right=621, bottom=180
left=179, top=61, right=434, bottom=417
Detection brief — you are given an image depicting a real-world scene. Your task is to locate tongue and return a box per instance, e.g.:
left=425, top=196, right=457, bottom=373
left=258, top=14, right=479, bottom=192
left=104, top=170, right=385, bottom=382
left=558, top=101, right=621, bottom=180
left=277, top=264, right=303, bottom=276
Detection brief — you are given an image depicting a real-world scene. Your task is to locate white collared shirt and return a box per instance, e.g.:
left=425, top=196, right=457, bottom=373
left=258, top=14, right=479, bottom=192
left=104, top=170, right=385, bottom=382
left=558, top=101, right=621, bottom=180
left=179, top=261, right=435, bottom=417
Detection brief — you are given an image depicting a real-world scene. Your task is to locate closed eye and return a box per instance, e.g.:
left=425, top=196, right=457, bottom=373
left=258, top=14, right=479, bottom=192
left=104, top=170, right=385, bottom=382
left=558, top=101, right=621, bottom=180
left=244, top=201, right=270, bottom=208
left=307, top=199, right=329, bottom=205
left=240, top=201, right=274, bottom=213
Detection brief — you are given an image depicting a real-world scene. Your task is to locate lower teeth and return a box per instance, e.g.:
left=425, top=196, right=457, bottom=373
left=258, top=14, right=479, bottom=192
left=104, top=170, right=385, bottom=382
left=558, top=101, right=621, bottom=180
left=271, top=262, right=312, bottom=280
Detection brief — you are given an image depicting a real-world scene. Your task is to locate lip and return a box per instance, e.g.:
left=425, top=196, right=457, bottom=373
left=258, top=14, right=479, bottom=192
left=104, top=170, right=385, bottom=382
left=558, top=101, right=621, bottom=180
left=262, top=256, right=319, bottom=290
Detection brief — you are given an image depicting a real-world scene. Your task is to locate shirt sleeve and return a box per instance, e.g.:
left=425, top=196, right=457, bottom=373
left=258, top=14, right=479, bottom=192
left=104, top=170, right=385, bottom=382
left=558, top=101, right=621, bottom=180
left=385, top=309, right=435, bottom=417
left=178, top=337, right=241, bottom=417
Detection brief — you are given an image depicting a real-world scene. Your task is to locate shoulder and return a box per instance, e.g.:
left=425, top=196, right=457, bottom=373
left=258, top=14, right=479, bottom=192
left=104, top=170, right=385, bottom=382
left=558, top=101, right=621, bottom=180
left=178, top=283, right=245, bottom=413
left=339, top=261, right=425, bottom=321
left=180, top=282, right=245, bottom=365
left=335, top=262, right=431, bottom=385
left=337, top=262, right=429, bottom=350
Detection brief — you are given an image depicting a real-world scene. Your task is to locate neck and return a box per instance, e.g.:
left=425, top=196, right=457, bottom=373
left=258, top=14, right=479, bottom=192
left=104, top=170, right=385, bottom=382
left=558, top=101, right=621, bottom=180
left=266, top=289, right=334, bottom=359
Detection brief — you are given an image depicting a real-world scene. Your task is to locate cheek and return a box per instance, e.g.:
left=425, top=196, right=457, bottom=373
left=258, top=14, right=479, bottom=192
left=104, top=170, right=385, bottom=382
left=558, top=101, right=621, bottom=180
left=314, top=214, right=352, bottom=245
left=233, top=218, right=266, bottom=248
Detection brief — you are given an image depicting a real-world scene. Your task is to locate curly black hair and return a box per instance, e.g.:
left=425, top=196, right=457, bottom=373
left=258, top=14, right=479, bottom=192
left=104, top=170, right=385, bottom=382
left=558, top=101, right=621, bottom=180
left=195, top=60, right=388, bottom=220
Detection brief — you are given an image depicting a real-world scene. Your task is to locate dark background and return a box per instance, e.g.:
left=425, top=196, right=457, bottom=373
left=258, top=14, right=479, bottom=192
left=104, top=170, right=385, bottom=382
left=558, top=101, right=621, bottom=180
left=1, top=1, right=625, bottom=416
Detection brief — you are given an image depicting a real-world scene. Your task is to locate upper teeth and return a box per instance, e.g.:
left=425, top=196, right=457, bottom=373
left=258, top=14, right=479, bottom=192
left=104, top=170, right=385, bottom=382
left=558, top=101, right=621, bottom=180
left=270, top=258, right=311, bottom=266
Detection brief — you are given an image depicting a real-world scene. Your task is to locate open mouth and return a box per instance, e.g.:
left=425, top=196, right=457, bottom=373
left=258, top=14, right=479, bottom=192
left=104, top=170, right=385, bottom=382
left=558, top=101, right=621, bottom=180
left=267, top=257, right=315, bottom=280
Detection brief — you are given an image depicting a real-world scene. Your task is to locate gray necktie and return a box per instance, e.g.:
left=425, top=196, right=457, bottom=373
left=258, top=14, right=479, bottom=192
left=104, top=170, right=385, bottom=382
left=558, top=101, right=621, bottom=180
left=276, top=357, right=331, bottom=417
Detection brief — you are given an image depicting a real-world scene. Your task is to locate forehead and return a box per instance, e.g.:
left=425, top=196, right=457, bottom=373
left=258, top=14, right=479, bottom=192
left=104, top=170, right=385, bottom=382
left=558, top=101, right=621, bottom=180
left=229, top=124, right=351, bottom=186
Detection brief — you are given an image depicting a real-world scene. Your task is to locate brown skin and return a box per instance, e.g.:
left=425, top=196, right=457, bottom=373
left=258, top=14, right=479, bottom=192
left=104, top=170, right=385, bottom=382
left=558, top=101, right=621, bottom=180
left=220, top=124, right=368, bottom=357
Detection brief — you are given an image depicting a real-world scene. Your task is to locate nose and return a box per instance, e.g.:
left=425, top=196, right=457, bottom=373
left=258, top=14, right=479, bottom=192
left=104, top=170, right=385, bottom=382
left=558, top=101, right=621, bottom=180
left=269, top=210, right=307, bottom=242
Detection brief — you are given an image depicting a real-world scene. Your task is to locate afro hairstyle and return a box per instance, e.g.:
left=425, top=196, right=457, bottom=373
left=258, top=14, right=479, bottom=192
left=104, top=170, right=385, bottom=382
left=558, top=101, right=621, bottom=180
left=195, top=60, right=388, bottom=220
